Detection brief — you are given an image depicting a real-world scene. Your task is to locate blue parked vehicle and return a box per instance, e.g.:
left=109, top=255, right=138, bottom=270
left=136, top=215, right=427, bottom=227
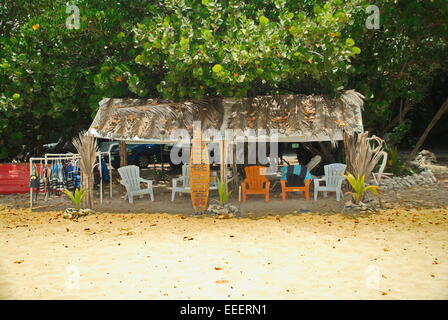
left=100, top=142, right=163, bottom=169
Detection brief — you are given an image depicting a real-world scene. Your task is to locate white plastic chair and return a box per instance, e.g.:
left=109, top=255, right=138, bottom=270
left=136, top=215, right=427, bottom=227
left=118, top=165, right=154, bottom=203
left=314, top=163, right=346, bottom=201
left=172, top=164, right=192, bottom=201
left=266, top=156, right=280, bottom=175
left=306, top=155, right=322, bottom=172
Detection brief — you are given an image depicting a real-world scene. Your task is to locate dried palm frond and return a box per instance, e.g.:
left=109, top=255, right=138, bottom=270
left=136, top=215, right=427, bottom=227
left=87, top=91, right=364, bottom=142
left=72, top=131, right=98, bottom=209
left=341, top=90, right=365, bottom=110
left=343, top=131, right=387, bottom=184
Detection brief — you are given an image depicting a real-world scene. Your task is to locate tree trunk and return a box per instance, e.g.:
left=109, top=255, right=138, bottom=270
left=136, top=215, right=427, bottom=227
left=408, top=98, right=448, bottom=162
left=160, top=146, right=164, bottom=173
left=382, top=100, right=413, bottom=135
left=81, top=174, right=94, bottom=209
left=119, top=140, right=127, bottom=167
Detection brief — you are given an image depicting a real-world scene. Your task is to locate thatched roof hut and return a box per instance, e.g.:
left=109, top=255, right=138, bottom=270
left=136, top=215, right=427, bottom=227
left=86, top=90, right=364, bottom=143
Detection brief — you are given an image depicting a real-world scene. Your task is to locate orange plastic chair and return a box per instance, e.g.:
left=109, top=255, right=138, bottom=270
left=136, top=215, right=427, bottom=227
left=241, top=166, right=270, bottom=202
left=280, top=178, right=311, bottom=201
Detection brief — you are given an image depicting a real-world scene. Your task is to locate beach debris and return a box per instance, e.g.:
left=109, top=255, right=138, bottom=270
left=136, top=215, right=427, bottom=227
left=206, top=202, right=240, bottom=217
left=344, top=200, right=377, bottom=212
left=62, top=208, right=77, bottom=219
left=413, top=150, right=437, bottom=166
left=62, top=208, right=96, bottom=220
left=216, top=280, right=229, bottom=284
left=217, top=213, right=233, bottom=219
left=14, top=260, right=24, bottom=264
left=379, top=169, right=437, bottom=190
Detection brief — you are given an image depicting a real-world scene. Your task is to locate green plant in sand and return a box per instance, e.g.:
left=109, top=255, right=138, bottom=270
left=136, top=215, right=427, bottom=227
left=217, top=178, right=232, bottom=206
left=342, top=172, right=380, bottom=204
left=62, top=188, right=87, bottom=210
left=385, top=145, right=412, bottom=176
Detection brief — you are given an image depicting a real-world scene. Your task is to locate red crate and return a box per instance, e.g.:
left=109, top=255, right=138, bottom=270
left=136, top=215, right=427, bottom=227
left=0, top=164, right=30, bottom=194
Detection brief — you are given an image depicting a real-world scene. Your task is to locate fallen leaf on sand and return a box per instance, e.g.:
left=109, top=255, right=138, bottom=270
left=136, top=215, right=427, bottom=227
left=381, top=292, right=388, bottom=295
left=214, top=267, right=222, bottom=271
left=216, top=280, right=229, bottom=284
left=183, top=236, right=194, bottom=241
left=14, top=260, right=24, bottom=264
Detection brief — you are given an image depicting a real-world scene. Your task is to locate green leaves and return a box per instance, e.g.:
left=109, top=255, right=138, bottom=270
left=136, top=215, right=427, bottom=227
left=343, top=172, right=380, bottom=203
left=345, top=38, right=355, bottom=46
left=0, top=0, right=160, bottom=161
left=132, top=0, right=363, bottom=100
left=212, top=64, right=223, bottom=73
left=62, top=188, right=87, bottom=210
left=259, top=15, right=270, bottom=25
left=217, top=178, right=232, bottom=205
left=352, top=46, right=361, bottom=54
left=0, top=0, right=446, bottom=162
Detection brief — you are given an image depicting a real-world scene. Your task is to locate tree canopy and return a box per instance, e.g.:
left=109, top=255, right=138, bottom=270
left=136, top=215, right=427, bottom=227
left=0, top=0, right=447, bottom=161
left=132, top=0, right=363, bottom=99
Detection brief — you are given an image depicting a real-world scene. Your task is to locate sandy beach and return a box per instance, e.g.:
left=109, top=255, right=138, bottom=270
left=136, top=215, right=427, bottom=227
left=0, top=163, right=447, bottom=300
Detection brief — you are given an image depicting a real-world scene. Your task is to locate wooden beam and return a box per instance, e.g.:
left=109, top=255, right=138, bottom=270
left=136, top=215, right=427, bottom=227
left=119, top=141, right=127, bottom=167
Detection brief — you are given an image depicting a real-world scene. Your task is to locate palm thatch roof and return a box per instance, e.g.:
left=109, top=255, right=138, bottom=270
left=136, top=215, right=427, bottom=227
left=86, top=90, right=364, bottom=143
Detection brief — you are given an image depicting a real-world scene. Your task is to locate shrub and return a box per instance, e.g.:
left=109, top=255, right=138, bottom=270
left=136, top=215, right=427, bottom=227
left=62, top=188, right=86, bottom=210
left=343, top=172, right=380, bottom=204
left=217, top=178, right=232, bottom=206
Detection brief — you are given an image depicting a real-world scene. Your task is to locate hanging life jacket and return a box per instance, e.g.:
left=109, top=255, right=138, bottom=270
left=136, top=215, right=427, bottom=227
left=29, top=165, right=39, bottom=190
left=101, top=159, right=110, bottom=183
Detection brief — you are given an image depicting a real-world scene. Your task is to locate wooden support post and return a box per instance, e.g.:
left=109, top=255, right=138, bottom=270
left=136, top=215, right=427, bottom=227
left=232, top=142, right=238, bottom=192
left=160, top=145, right=164, bottom=174
left=220, top=140, right=227, bottom=191
left=119, top=140, right=127, bottom=168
